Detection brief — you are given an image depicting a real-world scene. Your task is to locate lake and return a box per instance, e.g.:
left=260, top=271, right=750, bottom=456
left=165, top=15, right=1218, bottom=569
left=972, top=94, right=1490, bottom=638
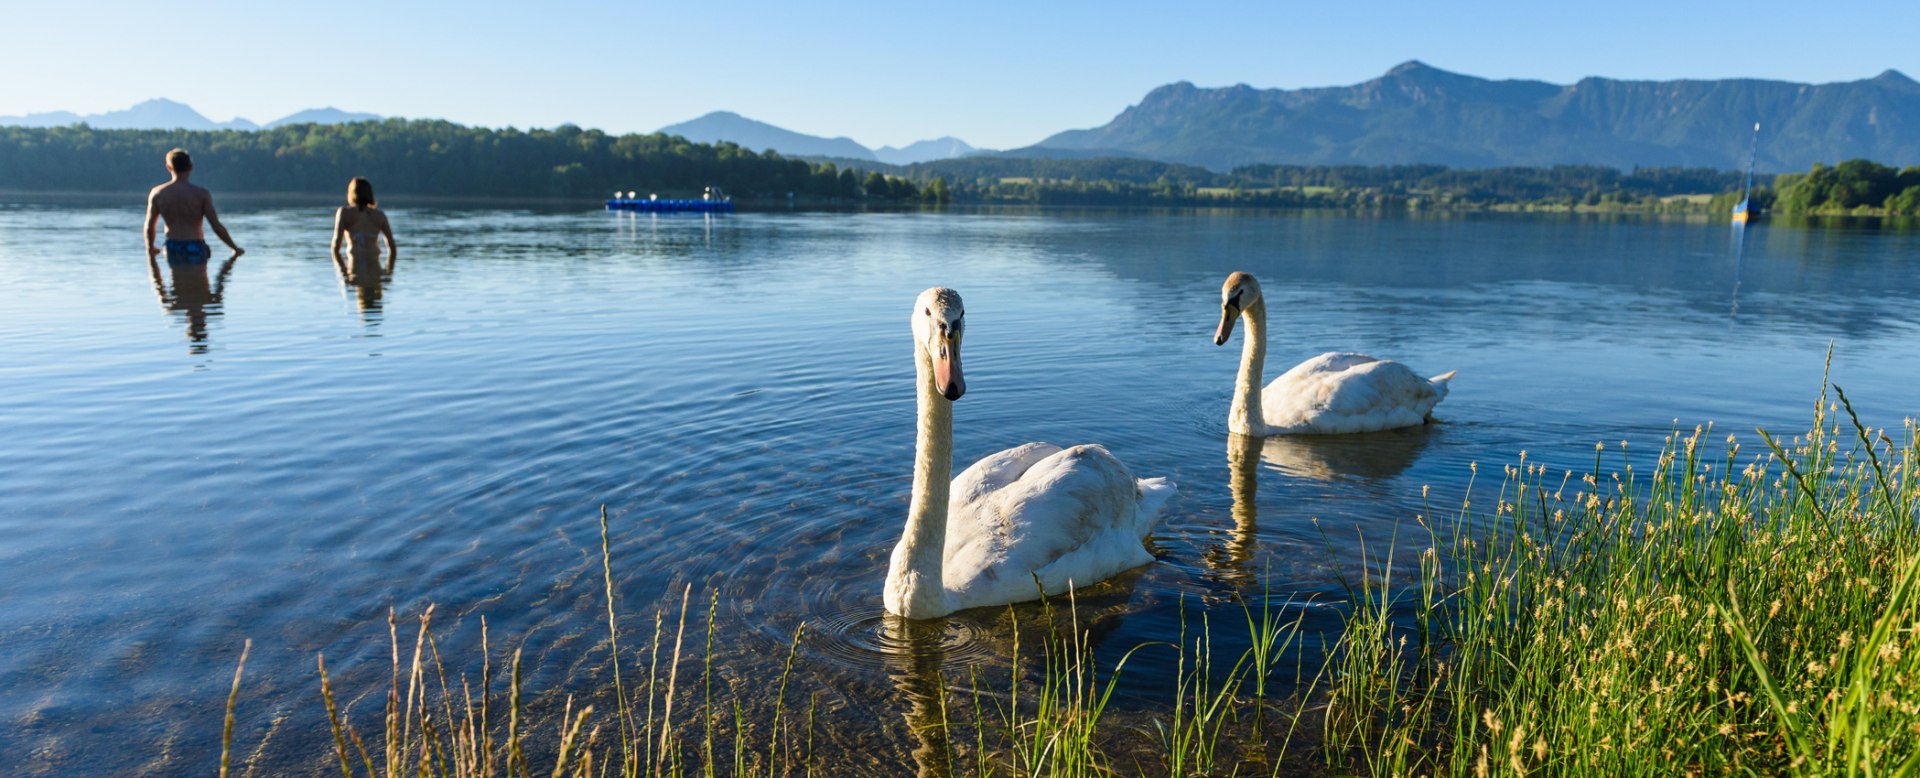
left=2, top=201, right=1917, bottom=775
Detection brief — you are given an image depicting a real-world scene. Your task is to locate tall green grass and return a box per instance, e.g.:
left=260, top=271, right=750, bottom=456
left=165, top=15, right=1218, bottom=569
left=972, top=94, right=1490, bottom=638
left=1325, top=378, right=1920, bottom=775
left=219, top=381, right=1920, bottom=776
left=223, top=512, right=1313, bottom=777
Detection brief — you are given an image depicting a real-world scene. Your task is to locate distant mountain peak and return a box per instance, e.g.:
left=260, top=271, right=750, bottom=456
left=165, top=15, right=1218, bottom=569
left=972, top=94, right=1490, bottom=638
left=266, top=107, right=382, bottom=128
left=1147, top=81, right=1199, bottom=96
left=0, top=99, right=377, bottom=131
left=875, top=136, right=979, bottom=165
left=659, top=111, right=876, bottom=161
left=1028, top=64, right=1920, bottom=171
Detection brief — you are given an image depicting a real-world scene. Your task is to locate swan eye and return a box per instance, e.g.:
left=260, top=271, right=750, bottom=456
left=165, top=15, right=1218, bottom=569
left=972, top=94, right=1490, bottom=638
left=924, top=307, right=930, bottom=316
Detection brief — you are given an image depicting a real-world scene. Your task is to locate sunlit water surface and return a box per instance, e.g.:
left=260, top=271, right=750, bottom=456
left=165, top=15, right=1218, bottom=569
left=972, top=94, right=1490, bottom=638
left=2, top=201, right=1918, bottom=775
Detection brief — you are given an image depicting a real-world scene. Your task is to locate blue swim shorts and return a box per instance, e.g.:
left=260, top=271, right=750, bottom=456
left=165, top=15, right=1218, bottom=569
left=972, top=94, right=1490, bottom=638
left=165, top=239, right=211, bottom=265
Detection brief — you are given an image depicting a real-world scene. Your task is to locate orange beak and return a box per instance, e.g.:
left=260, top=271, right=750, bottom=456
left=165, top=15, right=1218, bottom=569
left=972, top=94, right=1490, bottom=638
left=933, top=337, right=965, bottom=400
left=1214, top=303, right=1239, bottom=346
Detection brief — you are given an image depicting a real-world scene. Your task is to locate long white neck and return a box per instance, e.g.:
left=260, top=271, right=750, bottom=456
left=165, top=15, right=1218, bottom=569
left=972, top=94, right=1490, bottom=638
left=885, top=342, right=953, bottom=619
left=1228, top=298, right=1268, bottom=436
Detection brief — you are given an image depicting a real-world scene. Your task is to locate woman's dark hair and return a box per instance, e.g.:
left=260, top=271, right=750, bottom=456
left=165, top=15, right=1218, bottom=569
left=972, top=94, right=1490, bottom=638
left=348, top=177, right=375, bottom=211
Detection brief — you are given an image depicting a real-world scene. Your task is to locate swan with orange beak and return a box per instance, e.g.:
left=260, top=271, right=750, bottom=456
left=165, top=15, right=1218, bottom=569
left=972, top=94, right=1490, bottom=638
left=884, top=287, right=1176, bottom=620
left=1214, top=271, right=1455, bottom=436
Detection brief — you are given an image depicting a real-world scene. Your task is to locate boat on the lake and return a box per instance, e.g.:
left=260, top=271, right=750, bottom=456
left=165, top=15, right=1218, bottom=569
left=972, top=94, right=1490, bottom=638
left=607, top=185, right=734, bottom=213
left=1732, top=122, right=1760, bottom=224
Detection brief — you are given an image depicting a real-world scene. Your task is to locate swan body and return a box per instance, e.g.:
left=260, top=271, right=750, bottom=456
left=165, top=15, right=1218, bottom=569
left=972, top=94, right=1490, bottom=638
left=885, top=288, right=1176, bottom=620
left=1214, top=272, right=1453, bottom=436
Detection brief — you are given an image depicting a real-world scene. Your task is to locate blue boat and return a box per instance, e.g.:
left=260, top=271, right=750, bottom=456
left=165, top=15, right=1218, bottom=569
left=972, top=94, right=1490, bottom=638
left=607, top=186, right=734, bottom=213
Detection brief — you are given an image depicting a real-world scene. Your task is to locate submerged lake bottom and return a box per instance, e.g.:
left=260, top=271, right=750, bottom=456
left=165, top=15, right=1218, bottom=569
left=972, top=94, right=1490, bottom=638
left=2, top=202, right=1917, bottom=774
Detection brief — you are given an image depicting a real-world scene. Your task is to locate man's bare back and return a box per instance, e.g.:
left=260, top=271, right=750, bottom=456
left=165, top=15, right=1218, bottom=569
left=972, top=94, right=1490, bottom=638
left=144, top=148, right=243, bottom=263
left=148, top=180, right=214, bottom=240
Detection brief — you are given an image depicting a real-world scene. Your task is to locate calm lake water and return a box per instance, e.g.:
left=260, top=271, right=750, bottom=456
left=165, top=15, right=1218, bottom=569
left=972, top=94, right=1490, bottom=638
left=3, top=201, right=1918, bottom=775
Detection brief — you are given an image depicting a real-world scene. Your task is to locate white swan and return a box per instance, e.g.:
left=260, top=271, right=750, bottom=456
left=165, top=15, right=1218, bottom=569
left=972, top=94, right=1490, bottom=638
left=1213, top=272, right=1455, bottom=436
left=884, top=288, right=1177, bottom=620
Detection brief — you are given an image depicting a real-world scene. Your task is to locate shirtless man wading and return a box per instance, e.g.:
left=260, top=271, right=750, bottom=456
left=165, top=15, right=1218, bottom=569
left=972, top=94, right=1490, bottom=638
left=144, top=148, right=244, bottom=264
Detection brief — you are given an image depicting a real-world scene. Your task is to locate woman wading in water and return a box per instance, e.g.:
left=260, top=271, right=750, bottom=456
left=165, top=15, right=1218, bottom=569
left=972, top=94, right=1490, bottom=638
left=331, top=177, right=396, bottom=285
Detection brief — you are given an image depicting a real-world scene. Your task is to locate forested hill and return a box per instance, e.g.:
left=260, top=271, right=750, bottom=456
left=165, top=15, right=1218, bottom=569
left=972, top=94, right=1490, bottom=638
left=0, top=120, right=873, bottom=200
left=0, top=120, right=1850, bottom=212
left=1029, top=62, right=1920, bottom=171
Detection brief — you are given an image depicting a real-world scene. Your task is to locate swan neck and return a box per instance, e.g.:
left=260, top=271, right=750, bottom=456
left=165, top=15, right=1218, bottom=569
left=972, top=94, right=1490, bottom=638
left=1230, top=299, right=1268, bottom=436
left=889, top=342, right=952, bottom=618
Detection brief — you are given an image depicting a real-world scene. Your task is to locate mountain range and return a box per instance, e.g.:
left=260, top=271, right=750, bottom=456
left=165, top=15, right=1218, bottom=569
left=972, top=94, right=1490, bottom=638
left=656, top=111, right=979, bottom=164
left=0, top=99, right=380, bottom=131
left=1026, top=62, right=1920, bottom=171
left=12, top=65, right=1920, bottom=171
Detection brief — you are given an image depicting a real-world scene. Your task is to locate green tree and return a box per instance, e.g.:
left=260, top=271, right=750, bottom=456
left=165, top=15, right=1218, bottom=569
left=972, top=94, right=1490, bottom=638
left=862, top=171, right=890, bottom=199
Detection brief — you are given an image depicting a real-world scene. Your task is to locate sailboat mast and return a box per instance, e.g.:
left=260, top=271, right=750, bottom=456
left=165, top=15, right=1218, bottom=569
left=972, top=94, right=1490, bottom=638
left=1742, top=121, right=1759, bottom=199
left=1732, top=121, right=1760, bottom=223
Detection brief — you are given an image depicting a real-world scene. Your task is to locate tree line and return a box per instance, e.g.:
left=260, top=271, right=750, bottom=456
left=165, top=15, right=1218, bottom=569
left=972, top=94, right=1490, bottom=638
left=0, top=120, right=939, bottom=203
left=1771, top=160, right=1920, bottom=216
left=14, top=121, right=1912, bottom=214
left=898, top=159, right=1759, bottom=209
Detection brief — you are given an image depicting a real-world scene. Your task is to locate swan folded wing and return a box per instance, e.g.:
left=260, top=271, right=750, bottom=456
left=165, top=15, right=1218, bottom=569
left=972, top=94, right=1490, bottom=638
left=949, top=442, right=1064, bottom=506
left=1280, top=352, right=1381, bottom=378
left=942, top=444, right=1149, bottom=606
left=1265, top=354, right=1439, bottom=434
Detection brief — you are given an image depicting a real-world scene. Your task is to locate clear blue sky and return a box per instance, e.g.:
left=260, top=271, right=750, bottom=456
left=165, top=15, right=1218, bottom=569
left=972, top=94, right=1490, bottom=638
left=4, top=0, right=1915, bottom=150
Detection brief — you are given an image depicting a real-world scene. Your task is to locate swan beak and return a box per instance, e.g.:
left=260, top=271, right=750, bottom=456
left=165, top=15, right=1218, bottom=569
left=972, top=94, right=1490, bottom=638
left=934, top=339, right=965, bottom=400
left=1213, top=303, right=1239, bottom=346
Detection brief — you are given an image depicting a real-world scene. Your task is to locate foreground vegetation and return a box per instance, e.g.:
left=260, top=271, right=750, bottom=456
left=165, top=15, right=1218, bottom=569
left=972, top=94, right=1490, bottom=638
left=216, top=376, right=1920, bottom=776
left=1326, top=377, right=1920, bottom=775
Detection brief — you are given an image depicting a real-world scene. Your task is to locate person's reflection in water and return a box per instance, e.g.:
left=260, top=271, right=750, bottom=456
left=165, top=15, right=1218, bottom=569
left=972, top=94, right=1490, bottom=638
left=147, top=253, right=237, bottom=353
left=1204, top=433, right=1265, bottom=590
left=344, top=263, right=388, bottom=321
left=880, top=615, right=956, bottom=778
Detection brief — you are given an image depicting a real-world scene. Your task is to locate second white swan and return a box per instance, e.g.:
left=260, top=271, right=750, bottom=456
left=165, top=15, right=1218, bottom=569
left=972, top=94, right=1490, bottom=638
left=1213, top=272, right=1455, bottom=436
left=884, top=287, right=1176, bottom=620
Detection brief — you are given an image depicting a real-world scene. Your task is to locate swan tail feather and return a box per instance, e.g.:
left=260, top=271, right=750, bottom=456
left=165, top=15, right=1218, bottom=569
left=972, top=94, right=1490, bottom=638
left=1132, top=477, right=1177, bottom=540
left=1429, top=369, right=1457, bottom=396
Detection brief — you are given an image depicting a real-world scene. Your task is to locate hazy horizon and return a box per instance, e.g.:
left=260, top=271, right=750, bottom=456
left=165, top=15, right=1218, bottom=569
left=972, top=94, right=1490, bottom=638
left=7, top=0, right=1918, bottom=149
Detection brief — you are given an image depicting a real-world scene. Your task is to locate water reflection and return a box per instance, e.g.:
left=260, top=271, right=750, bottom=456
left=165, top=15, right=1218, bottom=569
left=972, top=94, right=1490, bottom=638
left=146, top=254, right=236, bottom=353
left=1204, top=433, right=1264, bottom=588
left=880, top=616, right=955, bottom=778
left=872, top=575, right=1151, bottom=778
left=1202, top=429, right=1432, bottom=591
left=1259, top=428, right=1433, bottom=484
left=1729, top=221, right=1747, bottom=318
left=329, top=236, right=394, bottom=334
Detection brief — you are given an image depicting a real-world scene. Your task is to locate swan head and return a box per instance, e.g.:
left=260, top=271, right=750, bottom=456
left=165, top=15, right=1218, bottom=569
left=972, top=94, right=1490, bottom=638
left=912, top=287, right=966, bottom=401
left=1213, top=272, right=1262, bottom=346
